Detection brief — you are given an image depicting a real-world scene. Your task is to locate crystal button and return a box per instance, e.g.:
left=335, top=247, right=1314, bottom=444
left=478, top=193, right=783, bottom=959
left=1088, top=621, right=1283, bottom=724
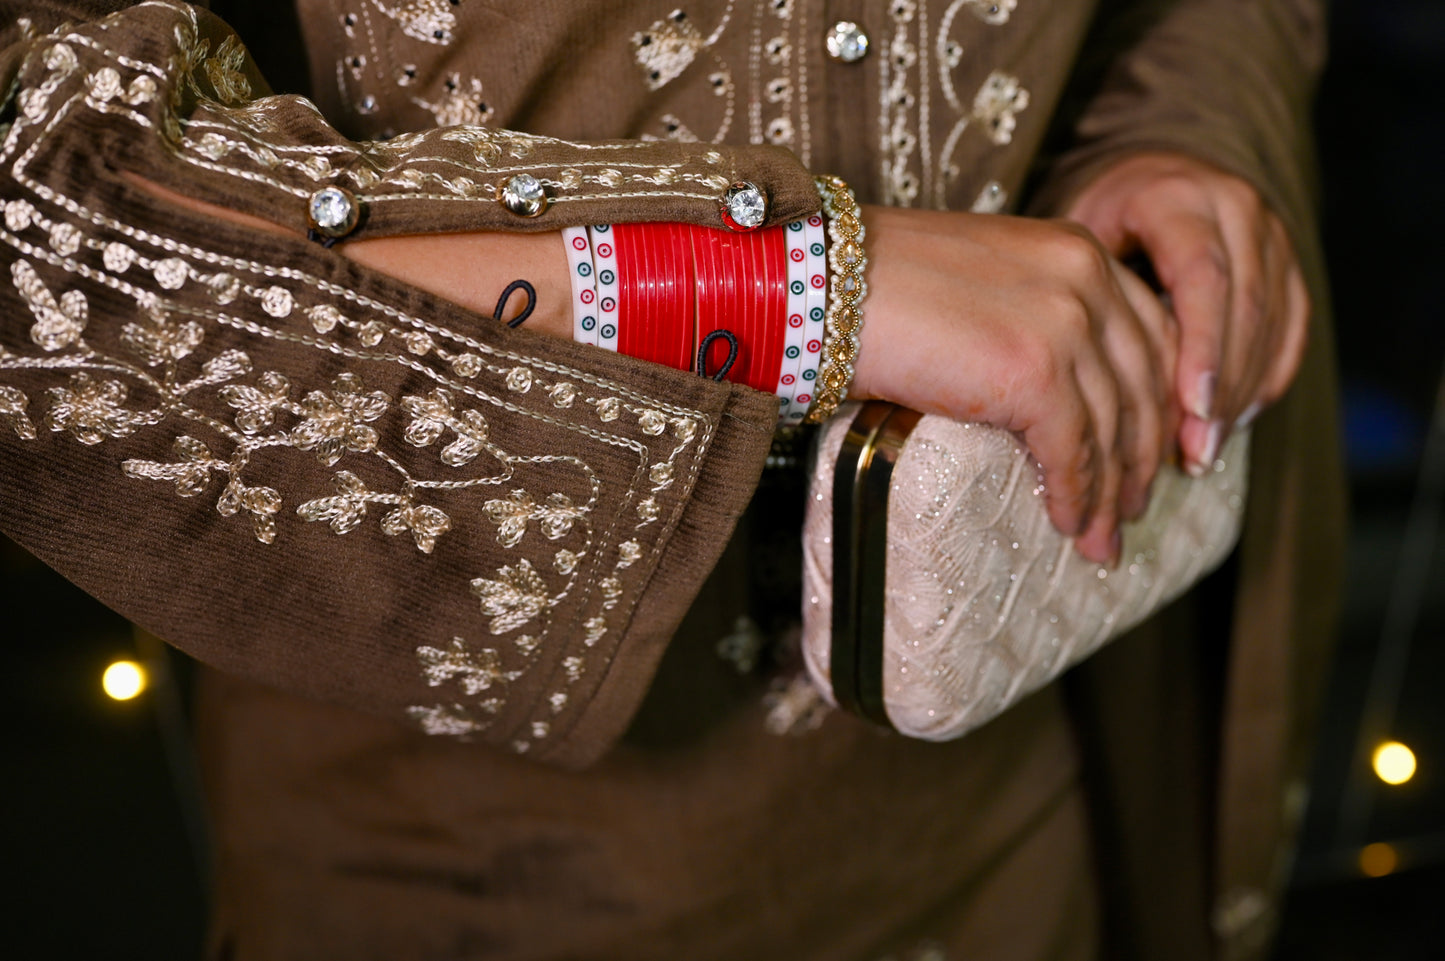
left=825, top=21, right=869, bottom=63
left=720, top=181, right=767, bottom=232
left=307, top=186, right=360, bottom=238
left=501, top=173, right=550, bottom=217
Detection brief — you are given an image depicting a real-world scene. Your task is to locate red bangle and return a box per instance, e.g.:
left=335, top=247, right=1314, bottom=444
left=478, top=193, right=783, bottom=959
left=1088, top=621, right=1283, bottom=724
left=649, top=223, right=688, bottom=369
left=696, top=227, right=732, bottom=378
left=754, top=224, right=788, bottom=394
left=619, top=221, right=651, bottom=362
left=666, top=223, right=697, bottom=370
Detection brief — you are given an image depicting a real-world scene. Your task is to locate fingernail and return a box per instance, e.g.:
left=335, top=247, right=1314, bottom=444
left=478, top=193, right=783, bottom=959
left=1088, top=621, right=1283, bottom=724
left=1236, top=401, right=1262, bottom=430
left=1186, top=419, right=1224, bottom=479
left=1184, top=420, right=1223, bottom=478
left=1201, top=419, right=1223, bottom=466
left=1193, top=371, right=1217, bottom=421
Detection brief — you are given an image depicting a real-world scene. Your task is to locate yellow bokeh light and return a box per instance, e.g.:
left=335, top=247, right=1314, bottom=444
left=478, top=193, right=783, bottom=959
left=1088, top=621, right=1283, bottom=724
left=1372, top=741, right=1417, bottom=785
left=1359, top=843, right=1399, bottom=878
left=102, top=660, right=147, bottom=701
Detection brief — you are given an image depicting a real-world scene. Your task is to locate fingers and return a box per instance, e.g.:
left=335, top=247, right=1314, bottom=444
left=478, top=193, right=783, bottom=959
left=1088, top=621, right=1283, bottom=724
left=1020, top=365, right=1105, bottom=556
left=1110, top=264, right=1177, bottom=517
left=1128, top=210, right=1230, bottom=469
left=1259, top=225, right=1311, bottom=406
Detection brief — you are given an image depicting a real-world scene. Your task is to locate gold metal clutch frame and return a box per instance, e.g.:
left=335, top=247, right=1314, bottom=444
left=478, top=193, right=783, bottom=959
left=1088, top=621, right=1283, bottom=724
left=829, top=401, right=921, bottom=728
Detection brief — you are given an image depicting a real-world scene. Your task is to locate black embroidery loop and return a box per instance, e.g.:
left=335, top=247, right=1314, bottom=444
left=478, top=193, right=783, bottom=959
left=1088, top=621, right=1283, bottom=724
left=306, top=229, right=342, bottom=249
left=493, top=279, right=537, bottom=328
left=696, top=329, right=739, bottom=382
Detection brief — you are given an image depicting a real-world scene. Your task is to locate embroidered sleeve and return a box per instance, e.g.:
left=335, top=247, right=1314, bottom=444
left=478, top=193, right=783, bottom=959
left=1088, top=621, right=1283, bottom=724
left=0, top=0, right=790, bottom=767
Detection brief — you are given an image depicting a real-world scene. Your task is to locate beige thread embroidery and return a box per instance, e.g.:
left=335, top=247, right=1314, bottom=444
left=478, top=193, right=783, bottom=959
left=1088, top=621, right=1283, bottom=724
left=2, top=4, right=720, bottom=745
left=972, top=179, right=1007, bottom=213
left=881, top=0, right=925, bottom=206
left=632, top=5, right=737, bottom=142
left=418, top=637, right=513, bottom=694
left=471, top=558, right=554, bottom=635
left=0, top=386, right=38, bottom=439
left=484, top=488, right=586, bottom=548
left=407, top=703, right=485, bottom=736
left=290, top=372, right=390, bottom=467
left=413, top=73, right=493, bottom=127
left=371, top=0, right=458, bottom=46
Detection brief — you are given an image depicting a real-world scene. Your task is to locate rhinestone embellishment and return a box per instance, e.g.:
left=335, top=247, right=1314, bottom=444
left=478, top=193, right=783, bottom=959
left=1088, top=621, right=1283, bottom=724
left=307, top=186, right=360, bottom=238
left=501, top=174, right=550, bottom=217
left=720, top=182, right=767, bottom=232
left=825, top=21, right=869, bottom=63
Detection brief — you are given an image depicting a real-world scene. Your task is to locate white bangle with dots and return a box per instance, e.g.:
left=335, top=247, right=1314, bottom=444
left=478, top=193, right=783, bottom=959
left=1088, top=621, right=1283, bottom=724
left=588, top=224, right=621, bottom=352
left=796, top=212, right=828, bottom=419
left=562, top=227, right=599, bottom=346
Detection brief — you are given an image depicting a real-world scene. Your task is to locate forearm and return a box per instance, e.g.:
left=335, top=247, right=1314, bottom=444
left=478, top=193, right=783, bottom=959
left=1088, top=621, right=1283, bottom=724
left=123, top=172, right=576, bottom=338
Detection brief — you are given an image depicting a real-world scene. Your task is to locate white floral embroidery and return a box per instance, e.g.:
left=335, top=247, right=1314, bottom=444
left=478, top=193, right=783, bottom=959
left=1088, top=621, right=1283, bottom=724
left=121, top=303, right=204, bottom=366
left=102, top=241, right=136, bottom=273
left=259, top=285, right=294, bottom=318
left=13, top=260, right=87, bottom=351
left=0, top=386, right=38, bottom=440
left=371, top=0, right=457, bottom=45
left=44, top=373, right=150, bottom=446
left=632, top=10, right=706, bottom=90
left=471, top=558, right=553, bottom=635
left=407, top=704, right=483, bottom=736
left=87, top=67, right=124, bottom=102
left=122, top=435, right=223, bottom=496
left=636, top=496, right=660, bottom=525
left=203, top=35, right=251, bottom=103
left=412, top=74, right=492, bottom=127
left=220, top=371, right=291, bottom=433
left=401, top=388, right=491, bottom=467
left=382, top=502, right=453, bottom=554
left=48, top=223, right=80, bottom=258
left=215, top=478, right=283, bottom=544
left=484, top=489, right=585, bottom=548
left=290, top=372, right=390, bottom=466
left=296, top=469, right=374, bottom=534
left=616, top=540, right=642, bottom=568
left=417, top=637, right=509, bottom=694
left=763, top=672, right=832, bottom=735
left=966, top=0, right=1014, bottom=25
left=4, top=199, right=35, bottom=232
left=972, top=70, right=1029, bottom=145
left=971, top=180, right=1008, bottom=213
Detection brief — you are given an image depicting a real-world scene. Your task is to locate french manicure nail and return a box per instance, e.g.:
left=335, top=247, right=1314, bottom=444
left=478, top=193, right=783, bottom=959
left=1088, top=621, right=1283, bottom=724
left=1236, top=401, right=1262, bottom=430
left=1193, top=371, right=1217, bottom=421
left=1198, top=419, right=1223, bottom=469
left=1185, top=420, right=1223, bottom=478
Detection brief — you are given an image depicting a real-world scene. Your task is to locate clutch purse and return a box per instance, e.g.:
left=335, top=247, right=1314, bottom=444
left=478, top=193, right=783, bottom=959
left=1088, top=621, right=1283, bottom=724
left=802, top=401, right=1249, bottom=740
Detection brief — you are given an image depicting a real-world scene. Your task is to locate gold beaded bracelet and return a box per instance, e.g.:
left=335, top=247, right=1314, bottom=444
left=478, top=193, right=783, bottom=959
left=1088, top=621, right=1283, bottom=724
left=803, top=174, right=867, bottom=425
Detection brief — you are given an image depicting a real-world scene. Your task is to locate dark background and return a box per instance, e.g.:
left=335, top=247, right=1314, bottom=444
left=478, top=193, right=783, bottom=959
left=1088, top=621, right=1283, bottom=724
left=5, top=0, right=1444, bottom=955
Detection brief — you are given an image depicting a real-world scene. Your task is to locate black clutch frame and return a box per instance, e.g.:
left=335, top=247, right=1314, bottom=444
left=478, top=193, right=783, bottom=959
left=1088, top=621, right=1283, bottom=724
left=829, top=401, right=922, bottom=729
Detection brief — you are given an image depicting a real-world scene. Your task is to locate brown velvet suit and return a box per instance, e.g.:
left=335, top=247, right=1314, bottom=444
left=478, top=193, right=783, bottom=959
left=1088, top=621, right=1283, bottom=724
left=0, top=1, right=1343, bottom=958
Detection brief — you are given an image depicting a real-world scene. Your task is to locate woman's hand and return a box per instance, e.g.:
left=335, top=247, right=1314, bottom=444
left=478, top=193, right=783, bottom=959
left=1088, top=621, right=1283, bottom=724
left=853, top=205, right=1179, bottom=565
left=1061, top=152, right=1310, bottom=475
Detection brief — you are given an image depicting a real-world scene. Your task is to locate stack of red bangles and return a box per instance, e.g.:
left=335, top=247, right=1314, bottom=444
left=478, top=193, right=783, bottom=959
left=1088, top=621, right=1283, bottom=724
left=561, top=212, right=833, bottom=425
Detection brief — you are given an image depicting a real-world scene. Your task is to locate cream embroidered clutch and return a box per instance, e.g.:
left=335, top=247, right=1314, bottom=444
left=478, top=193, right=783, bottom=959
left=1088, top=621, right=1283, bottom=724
left=802, top=402, right=1249, bottom=740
